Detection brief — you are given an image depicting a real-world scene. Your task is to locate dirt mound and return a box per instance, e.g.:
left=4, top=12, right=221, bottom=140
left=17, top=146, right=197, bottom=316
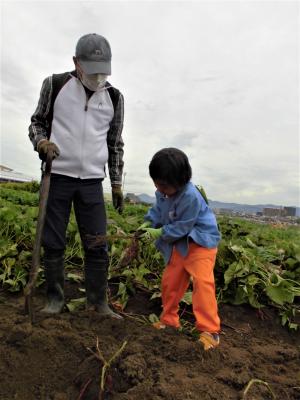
left=0, top=285, right=299, bottom=400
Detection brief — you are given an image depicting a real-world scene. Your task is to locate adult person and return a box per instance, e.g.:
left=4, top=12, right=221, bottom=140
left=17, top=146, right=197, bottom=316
left=28, top=33, right=124, bottom=318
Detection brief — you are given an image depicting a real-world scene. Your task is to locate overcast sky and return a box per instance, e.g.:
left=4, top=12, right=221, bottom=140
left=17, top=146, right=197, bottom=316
left=1, top=0, right=299, bottom=206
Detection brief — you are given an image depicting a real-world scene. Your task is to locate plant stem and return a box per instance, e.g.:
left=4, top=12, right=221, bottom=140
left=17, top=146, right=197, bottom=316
left=243, top=378, right=276, bottom=399
left=88, top=337, right=127, bottom=400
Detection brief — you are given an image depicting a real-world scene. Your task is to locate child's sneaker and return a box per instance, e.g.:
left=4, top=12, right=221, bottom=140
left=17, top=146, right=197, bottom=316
left=199, top=332, right=220, bottom=350
left=152, top=321, right=180, bottom=331
left=152, top=321, right=167, bottom=330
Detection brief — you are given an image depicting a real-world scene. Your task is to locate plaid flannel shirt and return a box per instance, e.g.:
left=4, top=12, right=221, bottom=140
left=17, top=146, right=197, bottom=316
left=28, top=72, right=124, bottom=185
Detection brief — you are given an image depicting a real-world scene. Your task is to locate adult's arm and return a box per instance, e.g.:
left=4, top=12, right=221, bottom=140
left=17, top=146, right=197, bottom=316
left=28, top=76, right=52, bottom=150
left=107, top=91, right=124, bottom=185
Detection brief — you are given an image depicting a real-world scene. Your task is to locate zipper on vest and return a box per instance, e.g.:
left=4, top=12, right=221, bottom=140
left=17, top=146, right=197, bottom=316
left=84, top=91, right=95, bottom=111
left=79, top=104, right=88, bottom=177
left=84, top=92, right=91, bottom=111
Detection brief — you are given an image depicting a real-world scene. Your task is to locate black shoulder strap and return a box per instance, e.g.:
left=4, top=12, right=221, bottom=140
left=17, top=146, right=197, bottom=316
left=52, top=72, right=70, bottom=102
left=106, top=85, right=120, bottom=112
left=196, top=185, right=209, bottom=205
left=47, top=72, right=71, bottom=138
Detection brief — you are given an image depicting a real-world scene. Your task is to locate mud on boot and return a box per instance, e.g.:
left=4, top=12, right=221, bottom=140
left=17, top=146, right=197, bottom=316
left=86, top=301, right=123, bottom=319
left=41, top=254, right=65, bottom=314
left=85, top=258, right=123, bottom=320
left=41, top=292, right=65, bottom=314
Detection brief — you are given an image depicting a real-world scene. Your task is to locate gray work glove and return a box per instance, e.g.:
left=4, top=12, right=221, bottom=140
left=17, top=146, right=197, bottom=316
left=112, top=185, right=124, bottom=214
left=37, top=139, right=60, bottom=161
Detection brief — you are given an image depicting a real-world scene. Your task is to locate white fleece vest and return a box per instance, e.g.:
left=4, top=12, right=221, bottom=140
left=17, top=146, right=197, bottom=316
left=50, top=76, right=114, bottom=179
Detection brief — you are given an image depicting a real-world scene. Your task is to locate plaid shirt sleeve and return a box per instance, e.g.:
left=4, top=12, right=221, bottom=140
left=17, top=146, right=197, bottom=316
left=107, top=91, right=124, bottom=185
left=28, top=76, right=53, bottom=150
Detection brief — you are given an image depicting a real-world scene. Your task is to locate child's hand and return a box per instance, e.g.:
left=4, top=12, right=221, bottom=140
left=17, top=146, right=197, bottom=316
left=141, top=227, right=163, bottom=241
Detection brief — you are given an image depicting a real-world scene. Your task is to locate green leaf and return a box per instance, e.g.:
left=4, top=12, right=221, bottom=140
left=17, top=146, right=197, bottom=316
left=246, top=238, right=257, bottom=248
left=149, top=313, right=159, bottom=323
left=5, top=257, right=16, bottom=268
left=74, top=232, right=81, bottom=244
left=284, top=258, right=298, bottom=269
left=116, top=282, right=129, bottom=307
left=282, top=271, right=296, bottom=280
left=117, top=282, right=127, bottom=296
left=230, top=245, right=244, bottom=253
left=247, top=274, right=260, bottom=286
left=224, top=262, right=239, bottom=286
left=281, top=313, right=288, bottom=326
left=0, top=243, right=18, bottom=258
left=121, top=269, right=133, bottom=277
left=247, top=285, right=263, bottom=308
left=66, top=297, right=86, bottom=312
left=110, top=244, right=118, bottom=256
left=232, top=286, right=248, bottom=305
left=224, top=261, right=248, bottom=287
left=265, top=282, right=294, bottom=305
left=67, top=272, right=83, bottom=283
left=133, top=266, right=151, bottom=282
left=181, top=291, right=192, bottom=305
left=288, top=323, right=298, bottom=330
left=18, top=250, right=31, bottom=263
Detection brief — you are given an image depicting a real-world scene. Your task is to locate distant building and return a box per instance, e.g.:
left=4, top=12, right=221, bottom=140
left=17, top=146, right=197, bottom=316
left=283, top=207, right=296, bottom=217
left=0, top=165, right=34, bottom=183
left=262, top=207, right=297, bottom=218
left=263, top=207, right=283, bottom=217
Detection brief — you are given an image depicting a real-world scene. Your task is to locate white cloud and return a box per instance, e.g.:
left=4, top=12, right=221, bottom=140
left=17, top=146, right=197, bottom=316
left=1, top=0, right=299, bottom=206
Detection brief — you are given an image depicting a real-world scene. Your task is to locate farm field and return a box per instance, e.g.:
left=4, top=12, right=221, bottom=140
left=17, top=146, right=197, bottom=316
left=0, top=182, right=299, bottom=400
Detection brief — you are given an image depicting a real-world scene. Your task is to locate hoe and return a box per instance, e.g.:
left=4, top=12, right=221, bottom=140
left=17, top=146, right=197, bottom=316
left=24, top=151, right=53, bottom=323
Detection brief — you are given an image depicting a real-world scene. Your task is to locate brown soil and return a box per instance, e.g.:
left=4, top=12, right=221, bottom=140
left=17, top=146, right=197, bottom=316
left=0, top=282, right=299, bottom=400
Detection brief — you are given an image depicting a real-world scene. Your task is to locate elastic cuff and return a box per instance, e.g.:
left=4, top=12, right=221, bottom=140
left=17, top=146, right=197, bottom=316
left=37, top=139, right=48, bottom=151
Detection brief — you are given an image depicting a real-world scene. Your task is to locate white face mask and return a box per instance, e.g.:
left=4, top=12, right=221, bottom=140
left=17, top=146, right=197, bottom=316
left=80, top=72, right=107, bottom=91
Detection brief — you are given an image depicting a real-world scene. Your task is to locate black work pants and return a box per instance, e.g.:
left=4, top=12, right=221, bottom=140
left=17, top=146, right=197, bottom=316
left=42, top=174, right=107, bottom=257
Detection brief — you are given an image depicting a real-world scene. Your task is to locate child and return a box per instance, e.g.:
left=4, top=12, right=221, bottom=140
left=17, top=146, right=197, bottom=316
left=139, top=148, right=221, bottom=350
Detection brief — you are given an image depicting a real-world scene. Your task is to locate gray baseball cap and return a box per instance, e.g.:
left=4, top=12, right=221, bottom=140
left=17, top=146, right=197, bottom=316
left=75, top=33, right=112, bottom=75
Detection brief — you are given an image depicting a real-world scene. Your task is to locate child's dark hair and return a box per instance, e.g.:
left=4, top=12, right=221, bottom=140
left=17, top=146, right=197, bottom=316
left=149, top=148, right=192, bottom=188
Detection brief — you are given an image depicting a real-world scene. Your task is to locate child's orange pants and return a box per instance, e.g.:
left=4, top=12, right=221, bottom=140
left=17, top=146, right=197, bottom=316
left=160, top=242, right=220, bottom=333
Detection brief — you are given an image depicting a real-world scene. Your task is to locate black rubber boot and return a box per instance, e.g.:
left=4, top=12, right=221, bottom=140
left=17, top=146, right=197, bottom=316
left=85, top=258, right=122, bottom=320
left=41, top=255, right=65, bottom=314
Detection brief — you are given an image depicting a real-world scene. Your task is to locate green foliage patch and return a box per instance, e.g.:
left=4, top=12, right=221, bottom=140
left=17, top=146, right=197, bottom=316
left=0, top=182, right=299, bottom=329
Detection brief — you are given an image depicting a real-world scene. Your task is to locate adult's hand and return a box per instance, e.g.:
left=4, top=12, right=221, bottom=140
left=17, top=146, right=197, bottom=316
left=112, top=185, right=124, bottom=214
left=37, top=139, right=60, bottom=161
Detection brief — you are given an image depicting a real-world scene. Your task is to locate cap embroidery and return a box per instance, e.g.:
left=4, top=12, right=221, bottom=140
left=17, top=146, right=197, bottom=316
left=95, top=49, right=102, bottom=55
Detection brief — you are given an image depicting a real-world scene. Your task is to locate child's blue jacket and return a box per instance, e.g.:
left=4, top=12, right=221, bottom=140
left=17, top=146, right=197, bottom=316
left=144, top=182, right=221, bottom=263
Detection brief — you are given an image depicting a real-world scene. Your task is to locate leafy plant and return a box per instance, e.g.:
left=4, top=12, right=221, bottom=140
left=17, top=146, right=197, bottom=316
left=0, top=184, right=299, bottom=330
